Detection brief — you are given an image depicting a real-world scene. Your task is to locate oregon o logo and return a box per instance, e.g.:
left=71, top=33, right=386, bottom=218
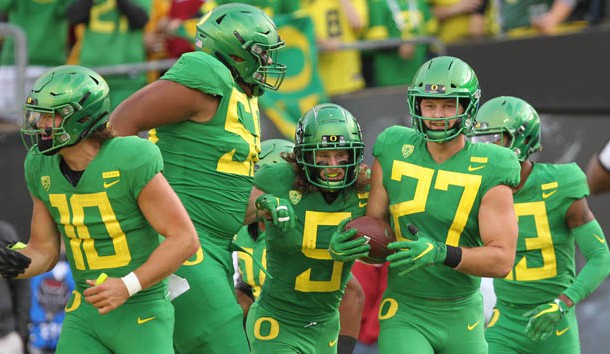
left=254, top=317, right=280, bottom=340
left=378, top=298, right=398, bottom=320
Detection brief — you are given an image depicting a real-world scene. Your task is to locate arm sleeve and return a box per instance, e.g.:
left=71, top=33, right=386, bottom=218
left=116, top=0, right=149, bottom=29
left=563, top=219, right=610, bottom=305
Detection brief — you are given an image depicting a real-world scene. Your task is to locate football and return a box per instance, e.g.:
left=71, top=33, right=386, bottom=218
left=345, top=216, right=395, bottom=264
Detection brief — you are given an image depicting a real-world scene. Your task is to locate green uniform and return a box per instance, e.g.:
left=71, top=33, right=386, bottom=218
left=365, top=0, right=436, bottom=86
left=235, top=225, right=267, bottom=298
left=154, top=51, right=259, bottom=354
left=75, top=0, right=151, bottom=109
left=0, top=0, right=72, bottom=66
left=24, top=136, right=174, bottom=354
left=246, top=163, right=369, bottom=354
left=486, top=163, right=604, bottom=353
left=373, top=126, right=520, bottom=354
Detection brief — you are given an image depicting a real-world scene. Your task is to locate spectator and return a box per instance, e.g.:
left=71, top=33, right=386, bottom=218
left=301, top=0, right=369, bottom=96
left=28, top=242, right=74, bottom=354
left=586, top=138, right=610, bottom=196
left=0, top=0, right=73, bottom=122
left=364, top=0, right=436, bottom=87
left=67, top=0, right=151, bottom=110
left=0, top=220, right=29, bottom=354
left=500, top=0, right=589, bottom=37
left=351, top=261, right=388, bottom=354
left=471, top=96, right=610, bottom=352
left=431, top=0, right=489, bottom=43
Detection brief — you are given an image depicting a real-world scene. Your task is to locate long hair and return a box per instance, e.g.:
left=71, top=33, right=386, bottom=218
left=284, top=153, right=370, bottom=194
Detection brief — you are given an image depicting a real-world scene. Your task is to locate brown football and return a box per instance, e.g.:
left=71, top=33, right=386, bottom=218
left=345, top=216, right=395, bottom=264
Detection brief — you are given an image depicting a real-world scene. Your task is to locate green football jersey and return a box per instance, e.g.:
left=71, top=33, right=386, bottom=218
left=0, top=0, right=72, bottom=66
left=256, top=164, right=370, bottom=322
left=494, top=162, right=589, bottom=304
left=365, top=0, right=436, bottom=86
left=153, top=51, right=261, bottom=239
left=373, top=126, right=520, bottom=298
left=235, top=225, right=267, bottom=298
left=24, top=137, right=165, bottom=302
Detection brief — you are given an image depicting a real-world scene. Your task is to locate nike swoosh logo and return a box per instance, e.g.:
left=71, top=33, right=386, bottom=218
left=103, top=180, right=120, bottom=188
left=467, top=165, right=485, bottom=172
left=412, top=243, right=434, bottom=261
left=467, top=321, right=480, bottom=331
left=594, top=234, right=606, bottom=244
left=359, top=201, right=367, bottom=208
left=329, top=338, right=337, bottom=347
left=534, top=304, right=558, bottom=318
left=542, top=190, right=557, bottom=198
left=556, top=327, right=569, bottom=336
left=137, top=316, right=156, bottom=325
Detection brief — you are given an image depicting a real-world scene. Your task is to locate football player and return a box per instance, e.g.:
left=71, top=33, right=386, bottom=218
left=353, top=56, right=521, bottom=354
left=108, top=4, right=290, bottom=353
left=1, top=65, right=198, bottom=354
left=245, top=104, right=370, bottom=354
left=235, top=138, right=365, bottom=354
left=471, top=96, right=610, bottom=353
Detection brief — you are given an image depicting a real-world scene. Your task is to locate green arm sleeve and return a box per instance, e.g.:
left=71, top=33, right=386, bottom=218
left=563, top=220, right=610, bottom=305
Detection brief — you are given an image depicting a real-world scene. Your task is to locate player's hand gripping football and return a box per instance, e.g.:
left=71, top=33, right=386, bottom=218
left=328, top=218, right=371, bottom=262
left=0, top=240, right=31, bottom=278
left=255, top=194, right=296, bottom=232
left=387, top=224, right=447, bottom=276
left=523, top=299, right=569, bottom=341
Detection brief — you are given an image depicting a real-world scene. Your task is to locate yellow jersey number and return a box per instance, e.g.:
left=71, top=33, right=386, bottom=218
left=49, top=192, right=131, bottom=270
left=506, top=201, right=557, bottom=281
left=295, top=210, right=351, bottom=292
left=216, top=88, right=261, bottom=177
left=388, top=161, right=482, bottom=246
left=90, top=0, right=129, bottom=33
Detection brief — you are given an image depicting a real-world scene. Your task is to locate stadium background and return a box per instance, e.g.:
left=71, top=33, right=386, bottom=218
left=1, top=25, right=610, bottom=354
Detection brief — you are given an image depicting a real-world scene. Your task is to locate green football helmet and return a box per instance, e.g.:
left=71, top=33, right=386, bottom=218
left=470, top=96, right=541, bottom=161
left=256, top=139, right=294, bottom=173
left=21, top=65, right=110, bottom=155
left=294, top=103, right=364, bottom=190
left=195, top=3, right=286, bottom=96
left=408, top=56, right=481, bottom=142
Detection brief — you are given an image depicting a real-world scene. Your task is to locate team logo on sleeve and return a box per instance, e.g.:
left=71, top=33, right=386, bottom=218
left=289, top=190, right=302, bottom=205
left=401, top=144, right=414, bottom=159
left=41, top=176, right=51, bottom=191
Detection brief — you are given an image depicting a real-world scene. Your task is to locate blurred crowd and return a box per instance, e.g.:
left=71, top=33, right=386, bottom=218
left=0, top=0, right=607, bottom=128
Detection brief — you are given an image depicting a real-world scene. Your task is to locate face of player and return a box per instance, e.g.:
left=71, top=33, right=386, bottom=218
left=420, top=98, right=464, bottom=130
left=315, top=149, right=350, bottom=182
left=29, top=112, right=63, bottom=139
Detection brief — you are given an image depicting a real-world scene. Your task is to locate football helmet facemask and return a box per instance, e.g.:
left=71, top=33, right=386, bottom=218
left=294, top=103, right=364, bottom=190
left=470, top=96, right=541, bottom=161
left=21, top=65, right=110, bottom=155
left=195, top=3, right=286, bottom=96
left=408, top=56, right=481, bottom=142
